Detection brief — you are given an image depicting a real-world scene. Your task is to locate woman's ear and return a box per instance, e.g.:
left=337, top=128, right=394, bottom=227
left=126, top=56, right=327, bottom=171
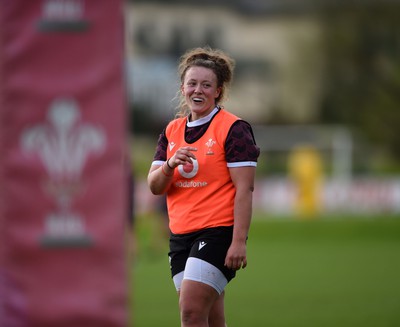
left=215, top=87, right=221, bottom=98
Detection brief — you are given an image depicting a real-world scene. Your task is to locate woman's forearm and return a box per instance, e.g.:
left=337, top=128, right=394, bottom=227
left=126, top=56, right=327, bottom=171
left=232, top=188, right=253, bottom=244
left=147, top=163, right=174, bottom=195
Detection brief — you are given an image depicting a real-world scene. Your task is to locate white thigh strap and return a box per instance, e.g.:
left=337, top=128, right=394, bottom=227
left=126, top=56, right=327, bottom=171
left=183, top=257, right=228, bottom=294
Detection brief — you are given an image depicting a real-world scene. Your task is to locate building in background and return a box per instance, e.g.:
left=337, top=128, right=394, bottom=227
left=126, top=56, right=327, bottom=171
left=125, top=0, right=324, bottom=125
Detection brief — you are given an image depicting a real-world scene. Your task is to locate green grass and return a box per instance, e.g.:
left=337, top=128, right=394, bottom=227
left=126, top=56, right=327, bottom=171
left=130, top=214, right=400, bottom=326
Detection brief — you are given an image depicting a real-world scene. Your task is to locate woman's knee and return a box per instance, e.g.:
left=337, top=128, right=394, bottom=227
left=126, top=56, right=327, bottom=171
left=180, top=297, right=207, bottom=324
left=179, top=280, right=218, bottom=324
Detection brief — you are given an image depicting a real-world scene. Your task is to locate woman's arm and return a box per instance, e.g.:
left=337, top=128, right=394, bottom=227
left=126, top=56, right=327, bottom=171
left=224, top=166, right=256, bottom=270
left=147, top=162, right=174, bottom=195
left=147, top=146, right=198, bottom=195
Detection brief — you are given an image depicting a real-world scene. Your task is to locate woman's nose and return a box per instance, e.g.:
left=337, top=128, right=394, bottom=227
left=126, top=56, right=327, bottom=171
left=194, top=85, right=202, bottom=93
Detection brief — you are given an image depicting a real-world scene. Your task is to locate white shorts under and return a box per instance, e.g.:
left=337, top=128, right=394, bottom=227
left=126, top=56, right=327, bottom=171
left=173, top=257, right=228, bottom=295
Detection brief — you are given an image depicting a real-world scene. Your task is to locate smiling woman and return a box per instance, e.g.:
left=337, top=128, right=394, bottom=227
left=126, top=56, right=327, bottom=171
left=181, top=66, right=221, bottom=121
left=147, top=46, right=260, bottom=327
left=177, top=47, right=234, bottom=119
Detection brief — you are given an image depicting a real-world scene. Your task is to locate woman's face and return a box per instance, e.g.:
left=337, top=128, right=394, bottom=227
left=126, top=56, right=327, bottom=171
left=181, top=66, right=221, bottom=121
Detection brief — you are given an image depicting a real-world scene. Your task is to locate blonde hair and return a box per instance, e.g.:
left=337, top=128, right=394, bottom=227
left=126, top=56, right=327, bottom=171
left=176, top=46, right=235, bottom=117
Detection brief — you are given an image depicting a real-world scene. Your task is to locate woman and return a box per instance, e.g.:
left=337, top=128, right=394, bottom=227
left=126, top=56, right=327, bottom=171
left=147, top=47, right=260, bottom=327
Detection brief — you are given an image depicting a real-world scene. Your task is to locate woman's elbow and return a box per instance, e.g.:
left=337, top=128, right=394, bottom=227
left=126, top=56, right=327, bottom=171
left=149, top=185, right=163, bottom=195
left=147, top=178, right=164, bottom=195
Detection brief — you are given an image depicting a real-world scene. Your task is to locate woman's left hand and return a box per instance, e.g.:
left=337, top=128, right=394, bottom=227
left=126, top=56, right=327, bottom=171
left=224, top=241, right=247, bottom=271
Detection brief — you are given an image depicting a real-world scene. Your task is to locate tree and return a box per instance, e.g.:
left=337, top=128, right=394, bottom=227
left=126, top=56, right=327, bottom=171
left=319, top=5, right=400, bottom=163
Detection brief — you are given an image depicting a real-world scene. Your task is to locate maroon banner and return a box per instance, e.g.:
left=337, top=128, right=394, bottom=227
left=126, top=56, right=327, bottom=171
left=0, top=1, right=128, bottom=326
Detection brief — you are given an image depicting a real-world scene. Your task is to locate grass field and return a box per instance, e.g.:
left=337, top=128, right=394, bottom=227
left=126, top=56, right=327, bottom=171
left=130, top=214, right=400, bottom=326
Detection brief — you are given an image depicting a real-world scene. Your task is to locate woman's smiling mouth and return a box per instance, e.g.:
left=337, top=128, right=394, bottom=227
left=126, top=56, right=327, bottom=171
left=192, top=97, right=204, bottom=103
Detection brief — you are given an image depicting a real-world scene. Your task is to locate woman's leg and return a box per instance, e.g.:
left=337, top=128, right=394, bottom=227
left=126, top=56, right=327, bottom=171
left=179, top=280, right=220, bottom=327
left=208, top=291, right=226, bottom=327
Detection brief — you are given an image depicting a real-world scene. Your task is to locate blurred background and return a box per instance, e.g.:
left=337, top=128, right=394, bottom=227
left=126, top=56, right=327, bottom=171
left=125, top=1, right=400, bottom=326
left=125, top=0, right=400, bottom=217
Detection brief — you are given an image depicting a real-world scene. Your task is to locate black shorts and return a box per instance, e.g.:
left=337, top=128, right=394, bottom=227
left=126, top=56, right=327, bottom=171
left=168, top=226, right=236, bottom=282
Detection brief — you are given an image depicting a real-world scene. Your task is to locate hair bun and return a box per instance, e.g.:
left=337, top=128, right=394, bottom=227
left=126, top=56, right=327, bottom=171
left=186, top=52, right=212, bottom=65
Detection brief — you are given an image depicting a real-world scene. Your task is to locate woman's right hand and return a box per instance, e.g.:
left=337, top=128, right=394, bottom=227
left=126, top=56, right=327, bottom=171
left=169, top=146, right=197, bottom=168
